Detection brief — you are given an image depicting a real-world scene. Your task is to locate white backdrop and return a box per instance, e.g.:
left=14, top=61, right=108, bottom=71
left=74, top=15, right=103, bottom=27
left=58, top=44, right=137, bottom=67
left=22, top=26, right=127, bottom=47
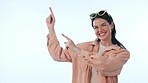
left=0, top=0, right=148, bottom=83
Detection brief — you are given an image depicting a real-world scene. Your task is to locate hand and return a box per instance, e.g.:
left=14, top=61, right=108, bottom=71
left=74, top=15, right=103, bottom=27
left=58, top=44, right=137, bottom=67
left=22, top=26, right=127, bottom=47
left=62, top=34, right=80, bottom=53
left=46, top=7, right=55, bottom=32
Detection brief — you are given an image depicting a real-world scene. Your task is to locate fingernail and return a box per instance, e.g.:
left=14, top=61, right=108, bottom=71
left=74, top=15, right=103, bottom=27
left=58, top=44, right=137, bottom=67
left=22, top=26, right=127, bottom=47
left=61, top=34, right=64, bottom=36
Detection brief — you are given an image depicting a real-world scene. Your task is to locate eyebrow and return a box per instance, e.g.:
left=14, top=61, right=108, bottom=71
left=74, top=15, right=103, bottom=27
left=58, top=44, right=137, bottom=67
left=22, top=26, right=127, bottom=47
left=101, top=22, right=108, bottom=25
left=93, top=22, right=108, bottom=28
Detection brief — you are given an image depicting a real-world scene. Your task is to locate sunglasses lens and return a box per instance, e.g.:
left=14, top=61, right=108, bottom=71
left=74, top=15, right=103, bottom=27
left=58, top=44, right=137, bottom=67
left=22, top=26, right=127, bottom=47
left=98, top=10, right=105, bottom=15
left=90, top=13, right=96, bottom=19
left=90, top=13, right=96, bottom=17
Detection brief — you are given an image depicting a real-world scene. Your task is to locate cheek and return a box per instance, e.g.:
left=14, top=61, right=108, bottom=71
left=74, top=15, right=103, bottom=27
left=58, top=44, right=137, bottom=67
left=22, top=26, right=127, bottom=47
left=94, top=30, right=99, bottom=36
left=105, top=26, right=112, bottom=33
left=109, top=27, right=112, bottom=34
left=108, top=26, right=112, bottom=31
left=94, top=29, right=97, bottom=34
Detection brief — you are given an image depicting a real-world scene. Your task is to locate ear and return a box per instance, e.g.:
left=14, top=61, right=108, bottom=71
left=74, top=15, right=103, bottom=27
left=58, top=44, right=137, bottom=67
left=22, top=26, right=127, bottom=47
left=111, top=22, right=114, bottom=29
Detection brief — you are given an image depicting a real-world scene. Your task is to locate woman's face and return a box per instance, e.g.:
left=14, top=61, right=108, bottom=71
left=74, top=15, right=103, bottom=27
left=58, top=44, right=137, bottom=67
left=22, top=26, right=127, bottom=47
left=93, top=18, right=113, bottom=42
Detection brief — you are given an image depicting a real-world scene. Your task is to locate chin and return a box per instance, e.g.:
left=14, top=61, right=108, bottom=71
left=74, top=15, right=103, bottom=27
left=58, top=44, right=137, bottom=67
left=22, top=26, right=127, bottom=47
left=98, top=37, right=108, bottom=41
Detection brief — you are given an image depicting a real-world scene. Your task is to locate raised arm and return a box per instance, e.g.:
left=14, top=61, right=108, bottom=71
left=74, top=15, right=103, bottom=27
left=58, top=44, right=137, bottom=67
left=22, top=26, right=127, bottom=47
left=46, top=7, right=55, bottom=34
left=46, top=7, right=72, bottom=62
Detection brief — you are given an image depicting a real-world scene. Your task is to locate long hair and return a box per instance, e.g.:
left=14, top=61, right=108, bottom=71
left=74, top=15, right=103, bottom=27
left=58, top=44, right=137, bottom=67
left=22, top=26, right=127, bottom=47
left=90, top=10, right=126, bottom=49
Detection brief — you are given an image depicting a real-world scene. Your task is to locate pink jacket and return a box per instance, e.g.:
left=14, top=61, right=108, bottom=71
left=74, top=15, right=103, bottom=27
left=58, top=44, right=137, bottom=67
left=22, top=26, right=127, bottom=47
left=47, top=32, right=130, bottom=83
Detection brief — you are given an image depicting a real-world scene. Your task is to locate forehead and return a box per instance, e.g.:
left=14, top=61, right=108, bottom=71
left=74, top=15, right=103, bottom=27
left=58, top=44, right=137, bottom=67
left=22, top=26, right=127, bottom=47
left=93, top=18, right=108, bottom=25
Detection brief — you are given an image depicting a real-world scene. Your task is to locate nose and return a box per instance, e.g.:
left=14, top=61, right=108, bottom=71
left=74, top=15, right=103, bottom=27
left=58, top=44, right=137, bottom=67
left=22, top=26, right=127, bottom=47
left=97, top=26, right=103, bottom=31
left=95, top=27, right=102, bottom=34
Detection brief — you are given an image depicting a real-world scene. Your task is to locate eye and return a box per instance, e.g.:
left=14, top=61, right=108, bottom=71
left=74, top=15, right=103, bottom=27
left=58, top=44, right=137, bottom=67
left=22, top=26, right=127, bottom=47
left=93, top=26, right=98, bottom=29
left=101, top=23, right=108, bottom=26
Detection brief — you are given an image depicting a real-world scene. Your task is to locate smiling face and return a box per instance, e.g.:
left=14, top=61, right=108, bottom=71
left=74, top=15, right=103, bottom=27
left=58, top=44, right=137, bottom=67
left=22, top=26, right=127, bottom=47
left=93, top=18, right=113, bottom=44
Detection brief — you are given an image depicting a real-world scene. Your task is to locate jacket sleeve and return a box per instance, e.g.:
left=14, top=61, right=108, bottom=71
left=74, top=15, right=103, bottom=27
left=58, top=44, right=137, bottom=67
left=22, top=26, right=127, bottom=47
left=47, top=33, right=72, bottom=62
left=78, top=45, right=130, bottom=76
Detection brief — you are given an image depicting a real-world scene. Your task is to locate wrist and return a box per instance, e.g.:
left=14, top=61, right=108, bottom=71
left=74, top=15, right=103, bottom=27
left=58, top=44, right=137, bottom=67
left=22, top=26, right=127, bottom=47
left=48, top=28, right=55, bottom=33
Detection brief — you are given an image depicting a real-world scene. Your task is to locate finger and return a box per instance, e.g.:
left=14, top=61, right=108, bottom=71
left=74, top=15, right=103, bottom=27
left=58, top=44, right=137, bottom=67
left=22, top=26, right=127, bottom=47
left=49, top=7, right=54, bottom=15
left=49, top=15, right=53, bottom=23
left=62, top=34, right=71, bottom=40
left=64, top=42, right=69, bottom=49
left=64, top=42, right=67, bottom=45
left=46, top=15, right=52, bottom=23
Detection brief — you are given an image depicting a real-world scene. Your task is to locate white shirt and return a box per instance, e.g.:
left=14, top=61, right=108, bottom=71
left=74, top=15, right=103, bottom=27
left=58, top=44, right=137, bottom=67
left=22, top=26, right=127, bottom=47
left=90, top=44, right=112, bottom=83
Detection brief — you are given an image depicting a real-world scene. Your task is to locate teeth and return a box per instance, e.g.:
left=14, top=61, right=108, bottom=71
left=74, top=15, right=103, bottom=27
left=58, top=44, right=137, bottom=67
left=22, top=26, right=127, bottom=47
left=99, top=32, right=105, bottom=36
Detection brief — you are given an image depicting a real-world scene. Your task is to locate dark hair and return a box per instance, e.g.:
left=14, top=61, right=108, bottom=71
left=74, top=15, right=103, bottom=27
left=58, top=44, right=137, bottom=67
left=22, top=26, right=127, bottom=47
left=90, top=10, right=126, bottom=49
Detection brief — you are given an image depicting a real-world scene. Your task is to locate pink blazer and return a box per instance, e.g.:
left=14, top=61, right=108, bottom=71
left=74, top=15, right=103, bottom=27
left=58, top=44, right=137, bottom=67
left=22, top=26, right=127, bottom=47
left=47, top=32, right=130, bottom=83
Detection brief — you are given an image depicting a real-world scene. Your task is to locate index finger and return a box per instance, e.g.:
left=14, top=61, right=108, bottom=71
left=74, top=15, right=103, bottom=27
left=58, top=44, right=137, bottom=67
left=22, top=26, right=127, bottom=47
left=49, top=7, right=54, bottom=14
left=62, top=34, right=71, bottom=40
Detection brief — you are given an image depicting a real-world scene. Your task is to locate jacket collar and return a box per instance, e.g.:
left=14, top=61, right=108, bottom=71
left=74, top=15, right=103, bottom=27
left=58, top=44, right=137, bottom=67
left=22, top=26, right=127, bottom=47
left=89, top=39, right=100, bottom=52
left=89, top=38, right=120, bottom=52
left=90, top=38, right=99, bottom=46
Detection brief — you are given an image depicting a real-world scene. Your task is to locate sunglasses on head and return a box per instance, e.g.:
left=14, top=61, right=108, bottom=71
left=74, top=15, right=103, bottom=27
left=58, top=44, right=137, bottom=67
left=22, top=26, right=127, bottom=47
left=90, top=10, right=110, bottom=20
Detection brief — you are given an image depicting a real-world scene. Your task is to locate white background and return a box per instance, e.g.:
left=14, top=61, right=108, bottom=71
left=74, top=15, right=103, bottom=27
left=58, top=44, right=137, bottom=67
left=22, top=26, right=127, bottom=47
left=0, top=0, right=148, bottom=83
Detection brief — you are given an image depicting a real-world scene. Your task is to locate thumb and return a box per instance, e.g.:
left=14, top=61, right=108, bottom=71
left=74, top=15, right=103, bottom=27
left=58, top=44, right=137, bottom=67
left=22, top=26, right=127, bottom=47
left=64, top=42, right=69, bottom=49
left=64, top=42, right=67, bottom=45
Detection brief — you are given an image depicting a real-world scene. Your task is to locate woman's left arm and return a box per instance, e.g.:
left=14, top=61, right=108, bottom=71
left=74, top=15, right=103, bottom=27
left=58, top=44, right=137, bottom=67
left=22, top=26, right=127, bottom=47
left=78, top=47, right=130, bottom=76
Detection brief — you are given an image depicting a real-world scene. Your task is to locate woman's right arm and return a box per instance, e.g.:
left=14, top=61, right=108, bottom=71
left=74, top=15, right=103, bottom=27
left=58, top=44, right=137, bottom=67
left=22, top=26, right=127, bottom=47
left=46, top=7, right=72, bottom=62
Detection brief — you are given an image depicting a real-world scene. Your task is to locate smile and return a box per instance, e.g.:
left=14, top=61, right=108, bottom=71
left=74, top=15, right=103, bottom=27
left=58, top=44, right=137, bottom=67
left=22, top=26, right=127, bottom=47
left=99, top=32, right=106, bottom=37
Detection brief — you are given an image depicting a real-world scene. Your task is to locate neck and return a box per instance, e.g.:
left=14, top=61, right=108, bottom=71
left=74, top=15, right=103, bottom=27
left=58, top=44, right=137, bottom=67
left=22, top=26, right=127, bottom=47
left=100, top=40, right=113, bottom=46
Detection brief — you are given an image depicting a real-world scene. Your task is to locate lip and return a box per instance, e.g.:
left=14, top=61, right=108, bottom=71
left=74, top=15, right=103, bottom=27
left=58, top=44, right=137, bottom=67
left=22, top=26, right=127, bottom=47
left=99, top=32, right=106, bottom=37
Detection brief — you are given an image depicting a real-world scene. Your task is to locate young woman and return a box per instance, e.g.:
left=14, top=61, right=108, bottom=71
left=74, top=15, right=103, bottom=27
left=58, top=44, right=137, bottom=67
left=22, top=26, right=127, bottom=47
left=46, top=7, right=130, bottom=83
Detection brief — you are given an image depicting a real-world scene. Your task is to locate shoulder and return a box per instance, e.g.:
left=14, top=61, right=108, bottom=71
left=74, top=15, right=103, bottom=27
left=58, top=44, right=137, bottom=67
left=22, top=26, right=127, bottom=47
left=105, top=44, right=130, bottom=56
left=103, top=45, right=130, bottom=60
left=114, top=45, right=130, bottom=59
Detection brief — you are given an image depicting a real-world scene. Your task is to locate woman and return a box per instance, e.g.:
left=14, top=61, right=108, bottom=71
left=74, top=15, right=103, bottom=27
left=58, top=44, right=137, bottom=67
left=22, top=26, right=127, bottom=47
left=46, top=7, right=130, bottom=83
